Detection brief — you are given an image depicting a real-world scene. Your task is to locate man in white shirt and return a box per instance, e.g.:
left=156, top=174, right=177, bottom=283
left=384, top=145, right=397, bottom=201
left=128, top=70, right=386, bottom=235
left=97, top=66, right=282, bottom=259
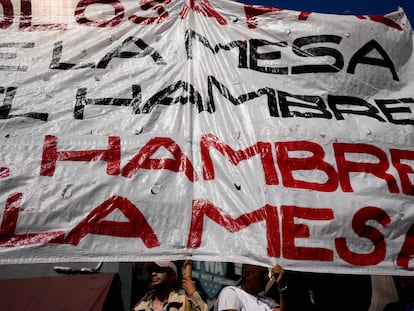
left=214, top=264, right=288, bottom=311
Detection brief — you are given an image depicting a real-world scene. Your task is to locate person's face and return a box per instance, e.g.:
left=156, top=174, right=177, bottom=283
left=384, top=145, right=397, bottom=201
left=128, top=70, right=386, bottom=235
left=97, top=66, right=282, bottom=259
left=149, top=266, right=175, bottom=289
left=246, top=266, right=270, bottom=294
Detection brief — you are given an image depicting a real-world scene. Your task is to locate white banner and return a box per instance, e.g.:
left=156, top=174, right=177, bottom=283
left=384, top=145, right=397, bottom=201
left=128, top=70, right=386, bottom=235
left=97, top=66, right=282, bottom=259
left=0, top=0, right=414, bottom=275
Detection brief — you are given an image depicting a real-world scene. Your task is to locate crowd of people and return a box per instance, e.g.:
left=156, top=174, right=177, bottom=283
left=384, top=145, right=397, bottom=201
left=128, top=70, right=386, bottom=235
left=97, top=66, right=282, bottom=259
left=132, top=261, right=413, bottom=311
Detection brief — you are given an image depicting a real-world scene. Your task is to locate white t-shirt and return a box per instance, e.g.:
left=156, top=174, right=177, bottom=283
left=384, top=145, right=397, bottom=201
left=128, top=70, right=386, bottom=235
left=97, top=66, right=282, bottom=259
left=214, top=286, right=279, bottom=311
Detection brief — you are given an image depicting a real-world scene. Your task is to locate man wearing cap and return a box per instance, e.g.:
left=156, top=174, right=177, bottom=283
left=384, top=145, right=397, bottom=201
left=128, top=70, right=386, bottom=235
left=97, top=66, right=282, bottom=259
left=133, top=261, right=208, bottom=311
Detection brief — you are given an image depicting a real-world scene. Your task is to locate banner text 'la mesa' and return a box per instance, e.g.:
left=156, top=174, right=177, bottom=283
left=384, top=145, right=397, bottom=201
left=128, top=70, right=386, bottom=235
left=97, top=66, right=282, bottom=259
left=1, top=30, right=412, bottom=125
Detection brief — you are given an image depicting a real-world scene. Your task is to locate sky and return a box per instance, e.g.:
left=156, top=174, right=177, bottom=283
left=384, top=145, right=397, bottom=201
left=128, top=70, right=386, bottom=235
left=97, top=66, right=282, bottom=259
left=237, top=0, right=414, bottom=25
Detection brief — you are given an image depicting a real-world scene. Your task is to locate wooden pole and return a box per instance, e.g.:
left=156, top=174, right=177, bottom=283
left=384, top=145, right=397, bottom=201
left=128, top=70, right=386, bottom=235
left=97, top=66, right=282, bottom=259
left=184, top=260, right=192, bottom=311
left=184, top=259, right=192, bottom=279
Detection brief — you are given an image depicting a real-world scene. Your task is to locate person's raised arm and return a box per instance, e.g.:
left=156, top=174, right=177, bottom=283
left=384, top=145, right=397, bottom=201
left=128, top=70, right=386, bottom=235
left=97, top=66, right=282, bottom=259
left=182, top=275, right=208, bottom=311
left=271, top=264, right=288, bottom=311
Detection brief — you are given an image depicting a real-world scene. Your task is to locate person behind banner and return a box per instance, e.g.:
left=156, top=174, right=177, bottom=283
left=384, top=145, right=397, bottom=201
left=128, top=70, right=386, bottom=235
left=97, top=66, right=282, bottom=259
left=214, top=264, right=288, bottom=311
left=383, top=276, right=414, bottom=311
left=132, top=261, right=208, bottom=311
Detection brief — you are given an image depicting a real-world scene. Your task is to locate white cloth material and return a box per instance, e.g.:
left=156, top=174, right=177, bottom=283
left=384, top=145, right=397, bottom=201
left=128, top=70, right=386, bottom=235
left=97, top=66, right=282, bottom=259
left=214, top=286, right=279, bottom=311
left=368, top=275, right=399, bottom=311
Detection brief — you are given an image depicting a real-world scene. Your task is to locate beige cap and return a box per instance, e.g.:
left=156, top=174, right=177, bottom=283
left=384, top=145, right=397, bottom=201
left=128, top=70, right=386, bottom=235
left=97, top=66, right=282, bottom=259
left=145, top=261, right=178, bottom=275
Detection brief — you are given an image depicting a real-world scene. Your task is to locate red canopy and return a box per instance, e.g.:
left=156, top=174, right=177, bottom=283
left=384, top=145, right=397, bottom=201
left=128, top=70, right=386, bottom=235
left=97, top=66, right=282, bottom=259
left=0, top=273, right=119, bottom=311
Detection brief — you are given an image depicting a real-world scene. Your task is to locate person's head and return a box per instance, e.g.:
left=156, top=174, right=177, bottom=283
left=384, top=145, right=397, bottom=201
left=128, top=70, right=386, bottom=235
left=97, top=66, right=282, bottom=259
left=145, top=261, right=178, bottom=291
left=240, top=264, right=270, bottom=295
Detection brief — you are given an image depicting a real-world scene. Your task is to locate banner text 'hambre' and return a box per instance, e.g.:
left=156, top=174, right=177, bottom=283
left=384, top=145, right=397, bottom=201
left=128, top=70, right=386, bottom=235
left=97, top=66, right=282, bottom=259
left=37, top=134, right=414, bottom=195
left=2, top=133, right=414, bottom=269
